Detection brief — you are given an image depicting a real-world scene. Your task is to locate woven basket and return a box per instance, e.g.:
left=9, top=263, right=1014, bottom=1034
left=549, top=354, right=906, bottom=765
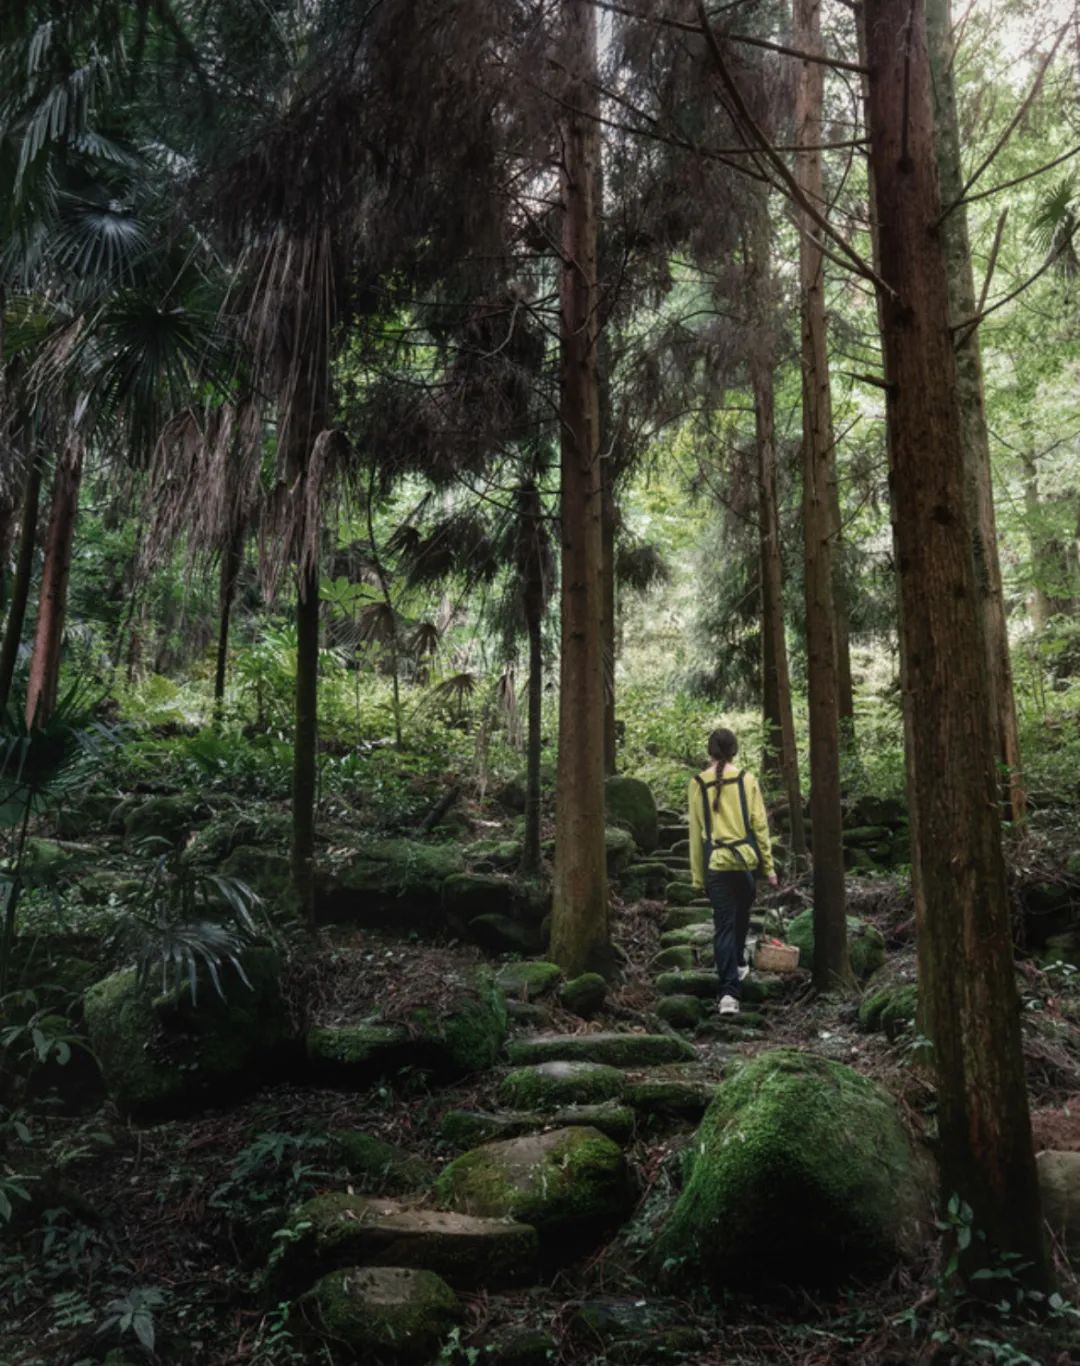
left=754, top=941, right=801, bottom=973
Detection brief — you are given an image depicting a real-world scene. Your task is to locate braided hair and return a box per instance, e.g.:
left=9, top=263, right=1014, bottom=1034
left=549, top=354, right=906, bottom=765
left=707, top=728, right=739, bottom=811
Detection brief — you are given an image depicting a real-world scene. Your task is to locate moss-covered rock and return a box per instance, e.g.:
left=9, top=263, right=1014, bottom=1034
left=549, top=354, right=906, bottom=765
left=439, top=1103, right=634, bottom=1148
left=297, top=1265, right=462, bottom=1363
left=605, top=776, right=659, bottom=853
left=605, top=827, right=637, bottom=878
left=444, top=872, right=523, bottom=923
left=496, top=961, right=562, bottom=1000
left=560, top=973, right=607, bottom=1017
left=653, top=945, right=695, bottom=972
left=850, top=795, right=907, bottom=828
left=83, top=949, right=290, bottom=1119
left=435, top=1126, right=636, bottom=1247
left=858, top=982, right=919, bottom=1039
left=665, top=882, right=698, bottom=907
left=465, top=838, right=523, bottom=870
left=307, top=970, right=507, bottom=1085
left=219, top=845, right=292, bottom=905
left=330, top=1133, right=433, bottom=1193
left=507, top=1031, right=695, bottom=1069
left=625, top=1078, right=719, bottom=1121
left=662, top=906, right=710, bottom=931
left=320, top=838, right=466, bottom=924
left=654, top=1049, right=932, bottom=1287
left=655, top=995, right=704, bottom=1031
left=466, top=914, right=534, bottom=954
left=123, top=795, right=203, bottom=846
left=656, top=970, right=718, bottom=999
left=274, top=1192, right=537, bottom=1294
left=498, top=1061, right=626, bottom=1110
left=619, top=860, right=674, bottom=902
left=786, top=910, right=886, bottom=981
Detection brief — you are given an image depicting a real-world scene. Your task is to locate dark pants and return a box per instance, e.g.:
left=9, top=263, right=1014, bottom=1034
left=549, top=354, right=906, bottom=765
left=706, top=870, right=756, bottom=1000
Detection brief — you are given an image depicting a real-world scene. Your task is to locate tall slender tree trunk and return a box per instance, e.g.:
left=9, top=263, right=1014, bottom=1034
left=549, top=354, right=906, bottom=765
left=599, top=402, right=618, bottom=778
left=794, top=0, right=851, bottom=989
left=213, top=523, right=244, bottom=711
left=0, top=453, right=43, bottom=711
left=25, top=438, right=83, bottom=727
left=292, top=556, right=320, bottom=925
left=864, top=0, right=1046, bottom=1284
left=520, top=477, right=547, bottom=876
left=0, top=489, right=15, bottom=617
left=551, top=0, right=610, bottom=978
left=927, top=0, right=1025, bottom=823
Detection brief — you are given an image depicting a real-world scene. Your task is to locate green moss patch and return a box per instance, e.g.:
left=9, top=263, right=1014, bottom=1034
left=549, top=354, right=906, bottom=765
left=507, top=1031, right=695, bottom=1069
left=496, top=961, right=562, bottom=1000
left=330, top=1132, right=433, bottom=1193
left=605, top=775, right=659, bottom=852
left=786, top=911, right=886, bottom=981
left=498, top=1061, right=627, bottom=1110
left=297, top=1265, right=462, bottom=1363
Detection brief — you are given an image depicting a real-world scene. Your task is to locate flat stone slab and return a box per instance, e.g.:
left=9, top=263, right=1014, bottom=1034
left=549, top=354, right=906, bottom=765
left=655, top=970, right=720, bottom=999
left=660, top=924, right=712, bottom=948
left=626, top=1078, right=721, bottom=1120
left=299, top=1265, right=462, bottom=1361
left=662, top=907, right=710, bottom=931
left=440, top=1102, right=635, bottom=1148
left=506, top=1031, right=695, bottom=1069
left=498, top=1060, right=627, bottom=1109
left=273, top=1193, right=538, bottom=1291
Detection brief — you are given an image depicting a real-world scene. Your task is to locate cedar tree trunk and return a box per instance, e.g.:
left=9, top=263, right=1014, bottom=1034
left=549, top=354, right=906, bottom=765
left=550, top=0, right=610, bottom=977
left=794, top=0, right=852, bottom=988
left=864, top=0, right=1047, bottom=1282
left=292, top=555, right=320, bottom=926
left=25, top=438, right=83, bottom=727
left=214, top=523, right=244, bottom=711
left=927, top=0, right=1025, bottom=823
left=520, top=478, right=547, bottom=876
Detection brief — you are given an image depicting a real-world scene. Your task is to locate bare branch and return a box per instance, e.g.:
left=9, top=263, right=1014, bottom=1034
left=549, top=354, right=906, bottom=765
left=951, top=218, right=1080, bottom=337
left=948, top=141, right=1080, bottom=213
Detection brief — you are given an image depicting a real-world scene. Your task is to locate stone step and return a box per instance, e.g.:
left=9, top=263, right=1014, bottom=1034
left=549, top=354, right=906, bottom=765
left=662, top=907, right=710, bottom=931
left=506, top=1031, right=696, bottom=1069
left=440, top=1102, right=635, bottom=1148
left=272, top=1194, right=538, bottom=1293
left=656, top=822, right=690, bottom=850
left=654, top=970, right=787, bottom=1005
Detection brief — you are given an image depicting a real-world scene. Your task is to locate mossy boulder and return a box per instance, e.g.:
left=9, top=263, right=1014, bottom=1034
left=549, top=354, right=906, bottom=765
left=850, top=795, right=907, bottom=827
left=858, top=982, right=919, bottom=1040
left=496, top=961, right=562, bottom=1000
left=83, top=948, right=290, bottom=1119
left=439, top=1103, right=635, bottom=1149
left=654, top=1049, right=932, bottom=1287
left=619, top=860, right=673, bottom=902
left=219, top=845, right=292, bottom=905
left=443, top=872, right=549, bottom=928
left=662, top=906, right=710, bottom=931
left=665, top=882, right=698, bottom=907
left=465, top=838, right=523, bottom=870
left=435, top=1126, right=636, bottom=1248
left=626, top=1078, right=719, bottom=1121
left=274, top=1192, right=537, bottom=1294
left=18, top=838, right=89, bottom=880
left=605, top=776, right=659, bottom=853
left=498, top=1061, right=626, bottom=1109
left=1036, top=1150, right=1080, bottom=1267
left=656, top=970, right=718, bottom=999
left=330, top=1133, right=433, bottom=1193
left=306, top=969, right=507, bottom=1086
left=653, top=945, right=694, bottom=972
left=655, top=995, right=704, bottom=1031
left=123, top=795, right=203, bottom=846
left=605, top=826, right=637, bottom=878
left=466, top=914, right=534, bottom=954
left=785, top=910, right=886, bottom=981
left=319, top=838, right=466, bottom=924
left=560, top=973, right=607, bottom=1017
left=297, top=1265, right=462, bottom=1364
left=506, top=1031, right=695, bottom=1069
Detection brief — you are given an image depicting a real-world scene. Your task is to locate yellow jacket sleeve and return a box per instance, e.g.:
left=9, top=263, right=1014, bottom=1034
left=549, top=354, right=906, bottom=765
left=688, top=777, right=705, bottom=889
left=748, top=773, right=774, bottom=877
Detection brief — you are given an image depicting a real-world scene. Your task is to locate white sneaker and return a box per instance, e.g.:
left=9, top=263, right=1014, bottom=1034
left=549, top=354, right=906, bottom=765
left=719, top=995, right=739, bottom=1016
left=737, top=966, right=750, bottom=982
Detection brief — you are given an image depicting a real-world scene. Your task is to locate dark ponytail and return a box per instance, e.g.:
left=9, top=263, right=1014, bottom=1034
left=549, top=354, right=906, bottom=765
left=707, top=728, right=738, bottom=811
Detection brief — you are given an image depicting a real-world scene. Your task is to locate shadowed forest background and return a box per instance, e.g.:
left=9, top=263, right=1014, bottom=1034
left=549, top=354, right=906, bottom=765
left=1, top=0, right=1080, bottom=1363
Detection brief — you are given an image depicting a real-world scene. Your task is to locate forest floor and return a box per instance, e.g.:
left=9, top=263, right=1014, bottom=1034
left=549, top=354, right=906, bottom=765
left=4, top=814, right=1080, bottom=1365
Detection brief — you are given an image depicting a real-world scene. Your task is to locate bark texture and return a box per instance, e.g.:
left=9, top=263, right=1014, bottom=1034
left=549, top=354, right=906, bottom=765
left=551, top=0, right=610, bottom=977
left=0, top=454, right=43, bottom=710
left=214, top=525, right=244, bottom=709
left=864, top=0, right=1046, bottom=1280
left=519, top=477, right=547, bottom=876
left=794, top=0, right=851, bottom=987
left=25, top=439, right=83, bottom=727
left=292, top=556, right=320, bottom=925
left=926, top=0, right=1025, bottom=823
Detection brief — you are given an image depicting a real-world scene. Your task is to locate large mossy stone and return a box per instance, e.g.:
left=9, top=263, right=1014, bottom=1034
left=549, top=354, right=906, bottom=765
left=219, top=845, right=292, bottom=905
left=443, top=872, right=549, bottom=927
left=464, top=838, right=522, bottom=870
left=498, top=1061, right=626, bottom=1109
left=858, top=982, right=918, bottom=1040
left=1036, top=1150, right=1080, bottom=1267
left=653, top=945, right=694, bottom=972
left=506, top=1031, right=695, bottom=1069
left=435, top=1126, right=636, bottom=1247
left=307, top=969, right=507, bottom=1086
left=330, top=1133, right=434, bottom=1194
left=655, top=994, right=704, bottom=1031
left=850, top=795, right=907, bottom=828
left=619, top=861, right=672, bottom=902
left=626, top=1078, right=719, bottom=1121
left=786, top=910, right=885, bottom=981
left=605, top=776, right=659, bottom=853
left=654, top=1049, right=931, bottom=1288
left=656, top=969, right=718, bottom=999
left=123, top=795, right=203, bottom=846
left=496, top=961, right=562, bottom=1000
left=560, top=973, right=607, bottom=1017
left=466, top=914, right=534, bottom=954
left=605, top=827, right=637, bottom=878
left=439, top=1101, right=634, bottom=1149
left=274, top=1192, right=537, bottom=1293
left=665, top=882, right=698, bottom=907
left=83, top=949, right=290, bottom=1120
left=318, top=838, right=466, bottom=924
left=662, top=907, right=710, bottom=931
left=297, top=1265, right=462, bottom=1364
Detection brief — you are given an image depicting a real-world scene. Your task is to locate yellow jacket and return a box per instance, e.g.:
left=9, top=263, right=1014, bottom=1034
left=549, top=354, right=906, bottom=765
left=688, top=765, right=774, bottom=888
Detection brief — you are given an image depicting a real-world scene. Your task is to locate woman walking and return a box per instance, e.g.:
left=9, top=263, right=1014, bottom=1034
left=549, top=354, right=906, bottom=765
left=688, top=727, right=777, bottom=1016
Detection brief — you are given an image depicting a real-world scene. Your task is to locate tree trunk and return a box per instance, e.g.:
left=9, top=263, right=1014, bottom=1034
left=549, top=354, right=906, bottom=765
left=864, top=0, right=1047, bottom=1284
left=926, top=0, right=1025, bottom=823
left=25, top=438, right=83, bottom=727
left=213, top=523, right=244, bottom=711
left=0, top=453, right=43, bottom=711
left=599, top=405, right=618, bottom=778
left=522, top=608, right=544, bottom=876
left=794, top=0, right=851, bottom=989
left=551, top=0, right=610, bottom=978
left=292, top=556, right=320, bottom=926
left=0, top=489, right=15, bottom=618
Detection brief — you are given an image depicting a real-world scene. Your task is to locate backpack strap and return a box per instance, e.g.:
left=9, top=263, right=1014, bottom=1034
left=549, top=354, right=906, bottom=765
left=693, top=774, right=713, bottom=867
left=697, top=769, right=760, bottom=874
